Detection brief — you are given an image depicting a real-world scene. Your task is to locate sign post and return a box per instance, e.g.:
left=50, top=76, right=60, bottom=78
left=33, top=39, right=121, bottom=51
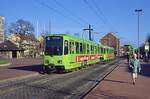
left=145, top=42, right=149, bottom=61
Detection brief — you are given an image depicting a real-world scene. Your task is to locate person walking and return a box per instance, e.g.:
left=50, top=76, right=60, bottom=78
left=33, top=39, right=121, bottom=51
left=129, top=53, right=141, bottom=85
left=126, top=52, right=130, bottom=63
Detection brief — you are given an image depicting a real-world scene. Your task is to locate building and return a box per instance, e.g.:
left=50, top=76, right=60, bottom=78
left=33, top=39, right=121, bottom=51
left=0, top=40, right=24, bottom=58
left=100, top=32, right=120, bottom=56
left=9, top=33, right=41, bottom=57
left=0, top=16, right=5, bottom=43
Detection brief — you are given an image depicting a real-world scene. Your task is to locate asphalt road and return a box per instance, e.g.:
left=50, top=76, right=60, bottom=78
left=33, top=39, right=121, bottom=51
left=0, top=59, right=120, bottom=99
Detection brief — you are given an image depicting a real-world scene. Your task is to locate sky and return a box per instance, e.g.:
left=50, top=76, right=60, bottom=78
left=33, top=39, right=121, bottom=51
left=0, top=0, right=150, bottom=47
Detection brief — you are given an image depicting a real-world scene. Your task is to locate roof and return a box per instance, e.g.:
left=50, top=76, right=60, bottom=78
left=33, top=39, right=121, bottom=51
left=0, top=40, right=24, bottom=51
left=46, top=33, right=114, bottom=50
left=10, top=33, right=39, bottom=42
left=101, top=32, right=118, bottom=40
left=46, top=33, right=98, bottom=44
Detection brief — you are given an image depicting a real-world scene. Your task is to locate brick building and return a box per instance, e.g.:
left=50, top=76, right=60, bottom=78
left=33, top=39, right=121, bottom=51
left=100, top=32, right=120, bottom=56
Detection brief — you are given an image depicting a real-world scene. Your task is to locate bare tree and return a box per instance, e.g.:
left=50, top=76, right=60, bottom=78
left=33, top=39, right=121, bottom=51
left=9, top=19, right=35, bottom=47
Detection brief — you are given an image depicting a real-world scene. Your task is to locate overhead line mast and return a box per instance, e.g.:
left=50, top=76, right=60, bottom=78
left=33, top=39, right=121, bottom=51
left=83, top=24, right=93, bottom=41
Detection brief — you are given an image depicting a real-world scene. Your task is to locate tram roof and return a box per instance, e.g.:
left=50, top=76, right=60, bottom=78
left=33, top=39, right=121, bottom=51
left=46, top=33, right=114, bottom=50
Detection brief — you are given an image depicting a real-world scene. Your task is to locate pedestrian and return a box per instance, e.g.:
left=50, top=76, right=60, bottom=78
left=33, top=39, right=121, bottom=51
left=126, top=52, right=130, bottom=64
left=129, top=53, right=141, bottom=85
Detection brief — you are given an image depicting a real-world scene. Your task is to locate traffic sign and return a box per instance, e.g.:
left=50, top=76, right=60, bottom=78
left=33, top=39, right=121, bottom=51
left=145, top=42, right=149, bottom=51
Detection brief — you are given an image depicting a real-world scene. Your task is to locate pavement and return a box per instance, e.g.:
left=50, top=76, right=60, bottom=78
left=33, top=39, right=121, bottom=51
left=0, top=58, right=43, bottom=82
left=84, top=60, right=150, bottom=99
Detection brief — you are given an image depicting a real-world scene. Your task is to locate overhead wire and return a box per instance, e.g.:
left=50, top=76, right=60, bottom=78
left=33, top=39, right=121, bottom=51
left=53, top=0, right=89, bottom=25
left=83, top=0, right=106, bottom=25
left=34, top=0, right=84, bottom=27
left=83, top=0, right=116, bottom=32
left=92, top=0, right=116, bottom=32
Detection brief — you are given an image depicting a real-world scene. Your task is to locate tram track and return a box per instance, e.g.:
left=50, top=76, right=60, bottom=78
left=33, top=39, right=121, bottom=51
left=0, top=59, right=121, bottom=99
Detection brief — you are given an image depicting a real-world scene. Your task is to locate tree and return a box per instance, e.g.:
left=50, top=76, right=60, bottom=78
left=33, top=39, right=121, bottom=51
left=9, top=19, right=35, bottom=47
left=9, top=19, right=34, bottom=35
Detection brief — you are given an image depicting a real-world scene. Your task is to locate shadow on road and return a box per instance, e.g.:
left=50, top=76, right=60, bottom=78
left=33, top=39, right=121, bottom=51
left=92, top=90, right=128, bottom=99
left=140, top=63, right=150, bottom=78
left=103, top=79, right=129, bottom=84
left=9, top=64, right=43, bottom=73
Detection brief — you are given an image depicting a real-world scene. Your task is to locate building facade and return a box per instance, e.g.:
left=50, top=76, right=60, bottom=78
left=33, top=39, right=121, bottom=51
left=0, top=16, right=5, bottom=43
left=0, top=40, right=24, bottom=58
left=100, top=32, right=120, bottom=56
left=9, top=33, right=41, bottom=58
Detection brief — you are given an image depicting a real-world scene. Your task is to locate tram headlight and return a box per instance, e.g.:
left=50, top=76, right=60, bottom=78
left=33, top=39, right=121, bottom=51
left=57, top=60, right=62, bottom=64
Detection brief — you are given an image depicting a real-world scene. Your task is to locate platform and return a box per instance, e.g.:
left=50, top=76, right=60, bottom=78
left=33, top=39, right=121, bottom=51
left=84, top=60, right=150, bottom=99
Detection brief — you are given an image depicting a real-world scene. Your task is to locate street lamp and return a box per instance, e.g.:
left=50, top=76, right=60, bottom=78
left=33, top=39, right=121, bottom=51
left=135, top=9, right=142, bottom=58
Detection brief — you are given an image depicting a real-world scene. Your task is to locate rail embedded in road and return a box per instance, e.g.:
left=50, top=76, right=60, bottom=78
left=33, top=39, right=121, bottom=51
left=0, top=59, right=121, bottom=99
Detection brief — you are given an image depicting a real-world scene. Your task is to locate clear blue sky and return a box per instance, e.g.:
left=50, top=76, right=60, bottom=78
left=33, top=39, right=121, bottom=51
left=0, top=0, right=150, bottom=46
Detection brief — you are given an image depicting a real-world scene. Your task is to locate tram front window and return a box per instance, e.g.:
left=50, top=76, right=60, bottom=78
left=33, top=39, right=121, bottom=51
left=45, top=36, right=63, bottom=55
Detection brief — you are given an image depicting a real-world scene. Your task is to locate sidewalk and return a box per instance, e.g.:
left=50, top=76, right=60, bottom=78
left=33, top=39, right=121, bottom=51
left=0, top=58, right=42, bottom=82
left=84, top=60, right=150, bottom=99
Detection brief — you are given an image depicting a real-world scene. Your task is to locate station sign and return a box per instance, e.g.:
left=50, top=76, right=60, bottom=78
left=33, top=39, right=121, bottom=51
left=145, top=42, right=149, bottom=51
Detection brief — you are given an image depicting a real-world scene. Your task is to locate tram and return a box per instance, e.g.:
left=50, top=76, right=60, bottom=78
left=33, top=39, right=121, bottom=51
left=43, top=34, right=114, bottom=73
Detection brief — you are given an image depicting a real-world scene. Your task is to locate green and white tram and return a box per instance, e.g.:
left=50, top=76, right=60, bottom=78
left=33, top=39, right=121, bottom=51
left=43, top=34, right=114, bottom=73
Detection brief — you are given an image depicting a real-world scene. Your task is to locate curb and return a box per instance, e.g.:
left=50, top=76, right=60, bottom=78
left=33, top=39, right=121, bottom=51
left=0, top=72, right=40, bottom=83
left=0, top=63, right=11, bottom=67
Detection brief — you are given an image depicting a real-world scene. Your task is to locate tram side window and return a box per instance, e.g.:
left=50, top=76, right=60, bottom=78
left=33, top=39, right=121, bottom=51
left=80, top=43, right=83, bottom=54
left=90, top=45, right=92, bottom=54
left=103, top=48, right=105, bottom=54
left=98, top=47, right=100, bottom=54
left=69, top=42, right=71, bottom=54
left=101, top=48, right=103, bottom=54
left=83, top=44, right=86, bottom=54
left=87, top=44, right=89, bottom=54
left=91, top=45, right=94, bottom=54
left=76, top=42, right=79, bottom=54
left=93, top=46, right=95, bottom=54
left=97, top=46, right=98, bottom=54
left=94, top=46, right=95, bottom=54
left=92, top=46, right=94, bottom=54
left=99, top=47, right=101, bottom=54
left=100, top=48, right=102, bottom=54
left=69, top=42, right=74, bottom=54
left=95, top=46, right=97, bottom=54
left=64, top=40, right=68, bottom=55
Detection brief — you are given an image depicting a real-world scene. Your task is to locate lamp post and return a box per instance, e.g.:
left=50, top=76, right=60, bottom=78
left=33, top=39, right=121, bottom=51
left=135, top=9, right=142, bottom=59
